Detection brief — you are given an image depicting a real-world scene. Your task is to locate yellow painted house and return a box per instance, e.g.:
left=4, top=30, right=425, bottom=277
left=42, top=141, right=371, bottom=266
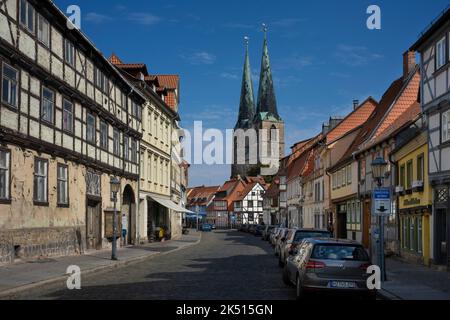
left=392, top=130, right=432, bottom=266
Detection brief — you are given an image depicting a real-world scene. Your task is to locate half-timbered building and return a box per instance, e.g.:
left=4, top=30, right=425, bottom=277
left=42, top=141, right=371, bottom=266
left=0, top=0, right=144, bottom=264
left=411, top=8, right=450, bottom=268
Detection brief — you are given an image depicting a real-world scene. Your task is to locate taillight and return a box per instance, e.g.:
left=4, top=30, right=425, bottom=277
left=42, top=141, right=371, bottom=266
left=306, top=261, right=326, bottom=269
left=359, top=263, right=371, bottom=271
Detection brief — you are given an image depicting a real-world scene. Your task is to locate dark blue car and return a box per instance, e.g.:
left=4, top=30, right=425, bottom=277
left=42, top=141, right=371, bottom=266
left=201, top=224, right=212, bottom=232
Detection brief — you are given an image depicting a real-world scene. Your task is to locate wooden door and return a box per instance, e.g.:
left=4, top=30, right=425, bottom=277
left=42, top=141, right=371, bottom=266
left=362, top=200, right=370, bottom=248
left=435, top=209, right=448, bottom=265
left=86, top=201, right=101, bottom=250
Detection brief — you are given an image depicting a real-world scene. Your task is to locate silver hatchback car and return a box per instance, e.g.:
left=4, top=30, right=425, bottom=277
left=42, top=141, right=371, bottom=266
left=283, top=238, right=376, bottom=300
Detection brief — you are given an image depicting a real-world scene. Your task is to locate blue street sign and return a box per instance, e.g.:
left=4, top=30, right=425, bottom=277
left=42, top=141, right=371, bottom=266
left=373, top=188, right=390, bottom=200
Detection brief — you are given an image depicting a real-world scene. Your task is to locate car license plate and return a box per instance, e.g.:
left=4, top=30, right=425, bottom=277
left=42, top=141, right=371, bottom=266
left=328, top=281, right=356, bottom=289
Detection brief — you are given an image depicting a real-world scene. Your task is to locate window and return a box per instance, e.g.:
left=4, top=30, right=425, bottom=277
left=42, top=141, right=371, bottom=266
left=436, top=37, right=447, bottom=70
left=131, top=101, right=141, bottom=120
left=37, top=14, right=50, bottom=47
left=124, top=135, right=129, bottom=160
left=62, top=99, right=73, bottom=132
left=360, top=159, right=366, bottom=180
left=95, top=68, right=108, bottom=92
left=2, top=64, right=18, bottom=107
left=113, top=129, right=120, bottom=156
left=57, top=164, right=68, bottom=206
left=400, top=165, right=406, bottom=189
left=41, top=87, right=54, bottom=123
left=442, top=110, right=450, bottom=143
left=87, top=113, right=96, bottom=143
left=347, top=165, right=352, bottom=185
left=100, top=121, right=108, bottom=149
left=0, top=150, right=10, bottom=200
left=130, top=139, right=137, bottom=163
left=417, top=154, right=424, bottom=182
left=248, top=201, right=254, bottom=208
left=20, top=0, right=35, bottom=33
left=64, top=40, right=75, bottom=66
left=406, top=160, right=413, bottom=189
left=34, top=158, right=48, bottom=204
left=417, top=218, right=423, bottom=254
left=121, top=93, right=127, bottom=110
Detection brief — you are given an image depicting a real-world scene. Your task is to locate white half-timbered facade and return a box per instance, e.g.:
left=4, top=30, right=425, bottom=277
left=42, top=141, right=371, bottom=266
left=234, top=182, right=265, bottom=225
left=412, top=9, right=450, bottom=267
left=0, top=0, right=145, bottom=264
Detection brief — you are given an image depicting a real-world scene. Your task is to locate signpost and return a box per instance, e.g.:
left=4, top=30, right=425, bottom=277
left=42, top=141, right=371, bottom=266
left=372, top=187, right=390, bottom=282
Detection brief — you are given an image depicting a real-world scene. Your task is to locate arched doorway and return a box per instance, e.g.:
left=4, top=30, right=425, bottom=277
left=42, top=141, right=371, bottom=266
left=122, top=185, right=136, bottom=245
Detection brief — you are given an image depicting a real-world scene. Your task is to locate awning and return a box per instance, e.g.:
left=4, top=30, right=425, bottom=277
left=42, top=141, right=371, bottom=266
left=148, top=195, right=194, bottom=214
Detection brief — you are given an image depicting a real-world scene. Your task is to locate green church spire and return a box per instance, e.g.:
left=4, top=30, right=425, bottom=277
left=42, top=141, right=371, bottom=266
left=235, top=37, right=256, bottom=130
left=256, top=24, right=280, bottom=121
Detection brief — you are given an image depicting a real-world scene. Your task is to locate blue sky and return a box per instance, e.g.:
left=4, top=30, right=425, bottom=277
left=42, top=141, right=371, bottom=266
left=55, top=0, right=449, bottom=187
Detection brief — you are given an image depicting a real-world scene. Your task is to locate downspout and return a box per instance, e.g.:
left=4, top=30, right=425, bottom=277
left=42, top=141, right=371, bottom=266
left=389, top=149, right=400, bottom=257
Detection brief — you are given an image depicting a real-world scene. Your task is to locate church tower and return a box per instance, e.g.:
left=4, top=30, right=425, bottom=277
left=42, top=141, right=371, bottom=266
left=231, top=37, right=256, bottom=178
left=231, top=27, right=285, bottom=179
left=254, top=25, right=285, bottom=168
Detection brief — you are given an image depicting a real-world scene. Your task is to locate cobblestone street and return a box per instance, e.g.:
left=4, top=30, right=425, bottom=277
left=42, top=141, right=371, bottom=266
left=15, top=231, right=295, bottom=300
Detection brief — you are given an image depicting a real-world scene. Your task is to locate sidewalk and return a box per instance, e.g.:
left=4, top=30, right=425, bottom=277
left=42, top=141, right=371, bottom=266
left=379, top=257, right=450, bottom=300
left=0, top=231, right=201, bottom=298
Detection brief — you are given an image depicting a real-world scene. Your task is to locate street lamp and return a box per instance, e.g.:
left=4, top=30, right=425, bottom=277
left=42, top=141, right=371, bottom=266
left=110, top=176, right=121, bottom=261
left=371, top=156, right=388, bottom=282
left=371, top=156, right=388, bottom=187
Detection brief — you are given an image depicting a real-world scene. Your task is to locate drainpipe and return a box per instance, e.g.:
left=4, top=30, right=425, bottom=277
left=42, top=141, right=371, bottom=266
left=389, top=151, right=400, bottom=257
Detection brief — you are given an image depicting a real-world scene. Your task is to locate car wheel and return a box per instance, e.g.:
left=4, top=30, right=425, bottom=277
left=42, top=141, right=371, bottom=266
left=296, top=276, right=305, bottom=300
left=278, top=256, right=284, bottom=268
left=282, top=267, right=292, bottom=286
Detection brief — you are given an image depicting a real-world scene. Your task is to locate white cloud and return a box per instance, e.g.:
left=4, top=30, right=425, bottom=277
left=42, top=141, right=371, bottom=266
left=181, top=51, right=217, bottom=65
left=220, top=72, right=239, bottom=80
left=335, top=45, right=383, bottom=67
left=271, top=18, right=306, bottom=28
left=127, top=13, right=162, bottom=25
left=85, top=12, right=113, bottom=23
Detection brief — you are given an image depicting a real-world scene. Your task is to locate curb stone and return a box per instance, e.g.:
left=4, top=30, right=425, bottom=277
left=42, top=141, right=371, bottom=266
left=0, top=233, right=201, bottom=299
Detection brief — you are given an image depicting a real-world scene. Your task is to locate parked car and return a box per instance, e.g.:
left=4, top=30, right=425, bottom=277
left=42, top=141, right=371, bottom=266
left=211, top=224, right=216, bottom=230
left=239, top=224, right=248, bottom=232
left=275, top=228, right=289, bottom=257
left=279, top=229, right=332, bottom=267
left=283, top=238, right=375, bottom=300
left=270, top=228, right=281, bottom=247
left=254, top=225, right=266, bottom=237
left=201, top=224, right=212, bottom=232
left=248, top=224, right=257, bottom=234
left=262, top=225, right=275, bottom=241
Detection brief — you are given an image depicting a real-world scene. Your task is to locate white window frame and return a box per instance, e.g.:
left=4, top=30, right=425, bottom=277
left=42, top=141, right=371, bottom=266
left=87, top=113, right=96, bottom=143
left=2, top=63, right=18, bottom=108
left=20, top=0, right=35, bottom=33
left=0, top=149, right=10, bottom=200
left=34, top=158, right=48, bottom=203
left=113, top=129, right=120, bottom=156
left=62, top=99, right=73, bottom=133
left=57, top=164, right=69, bottom=206
left=41, top=87, right=54, bottom=123
left=65, top=39, right=75, bottom=67
left=436, top=37, right=447, bottom=70
left=37, top=14, right=50, bottom=47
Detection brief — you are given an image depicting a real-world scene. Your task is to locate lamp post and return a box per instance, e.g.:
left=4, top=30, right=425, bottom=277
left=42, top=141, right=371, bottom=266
left=371, top=156, right=388, bottom=282
left=110, top=176, right=121, bottom=261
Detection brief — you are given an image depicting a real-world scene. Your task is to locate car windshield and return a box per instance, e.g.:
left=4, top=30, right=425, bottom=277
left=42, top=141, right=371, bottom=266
left=311, top=244, right=369, bottom=261
left=294, top=231, right=331, bottom=242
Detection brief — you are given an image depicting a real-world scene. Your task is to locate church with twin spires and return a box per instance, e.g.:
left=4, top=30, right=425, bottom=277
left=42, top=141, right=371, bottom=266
left=231, top=28, right=285, bottom=178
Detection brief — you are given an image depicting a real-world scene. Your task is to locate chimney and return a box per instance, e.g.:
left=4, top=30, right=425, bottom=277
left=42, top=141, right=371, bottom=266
left=353, top=100, right=359, bottom=110
left=403, top=50, right=416, bottom=79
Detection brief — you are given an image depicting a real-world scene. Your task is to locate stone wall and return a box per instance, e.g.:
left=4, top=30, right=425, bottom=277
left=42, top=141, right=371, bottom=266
left=0, top=226, right=85, bottom=265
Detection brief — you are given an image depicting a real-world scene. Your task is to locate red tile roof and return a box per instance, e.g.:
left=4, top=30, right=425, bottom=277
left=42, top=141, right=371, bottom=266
left=235, top=182, right=259, bottom=201
left=326, top=97, right=378, bottom=145
left=156, top=75, right=179, bottom=90
left=187, top=186, right=220, bottom=207
left=369, top=70, right=420, bottom=142
left=331, top=73, right=411, bottom=170
left=287, top=151, right=309, bottom=181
